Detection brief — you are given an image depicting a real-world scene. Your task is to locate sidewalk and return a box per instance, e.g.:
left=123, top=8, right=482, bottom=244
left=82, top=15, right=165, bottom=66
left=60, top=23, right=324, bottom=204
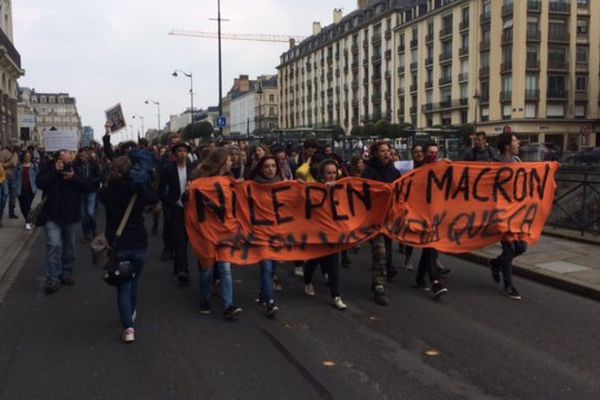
left=459, top=233, right=600, bottom=301
left=0, top=195, right=41, bottom=284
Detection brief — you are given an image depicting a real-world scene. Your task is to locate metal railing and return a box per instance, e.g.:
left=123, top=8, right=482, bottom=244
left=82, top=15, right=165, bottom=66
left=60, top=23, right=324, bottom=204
left=548, top=168, right=600, bottom=236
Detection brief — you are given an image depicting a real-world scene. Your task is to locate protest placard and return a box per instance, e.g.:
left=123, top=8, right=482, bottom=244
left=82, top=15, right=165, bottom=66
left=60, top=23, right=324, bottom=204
left=105, top=103, right=126, bottom=133
left=44, top=130, right=79, bottom=152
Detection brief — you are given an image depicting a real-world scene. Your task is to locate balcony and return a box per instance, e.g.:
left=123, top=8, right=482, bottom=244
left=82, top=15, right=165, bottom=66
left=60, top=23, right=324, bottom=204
left=0, top=29, right=22, bottom=69
left=500, top=90, right=512, bottom=102
left=371, top=54, right=382, bottom=63
left=480, top=39, right=490, bottom=50
left=439, top=52, right=453, bottom=63
left=372, top=33, right=382, bottom=44
left=363, top=77, right=369, bottom=85
left=548, top=31, right=570, bottom=43
left=480, top=66, right=490, bottom=77
left=527, top=30, right=541, bottom=41
left=460, top=21, right=469, bottom=31
left=410, top=84, right=417, bottom=92
left=528, top=0, right=541, bottom=12
left=410, top=61, right=418, bottom=70
left=502, top=31, right=513, bottom=45
left=422, top=103, right=433, bottom=112
left=501, top=62, right=512, bottom=73
left=439, top=77, right=452, bottom=86
left=439, top=27, right=453, bottom=38
left=549, top=1, right=570, bottom=14
left=385, top=29, right=392, bottom=40
left=371, top=95, right=382, bottom=104
left=362, top=40, right=369, bottom=49
left=397, top=65, right=405, bottom=75
left=425, top=57, right=434, bottom=65
left=458, top=72, right=469, bottom=82
left=363, top=59, right=369, bottom=66
left=480, top=12, right=491, bottom=24
left=425, top=33, right=434, bottom=43
left=410, top=106, right=417, bottom=114
left=502, top=3, right=514, bottom=16
left=397, top=87, right=405, bottom=96
left=525, top=89, right=540, bottom=100
left=351, top=81, right=359, bottom=90
left=372, top=74, right=382, bottom=83
left=397, top=44, right=405, bottom=53
left=548, top=90, right=568, bottom=100
left=459, top=47, right=469, bottom=57
left=575, top=91, right=588, bottom=101
left=410, top=38, right=418, bottom=48
left=351, top=44, right=359, bottom=54
left=351, top=62, right=359, bottom=71
left=384, top=49, right=392, bottom=60
left=526, top=58, right=540, bottom=70
left=548, top=60, right=568, bottom=70
left=425, top=81, right=433, bottom=89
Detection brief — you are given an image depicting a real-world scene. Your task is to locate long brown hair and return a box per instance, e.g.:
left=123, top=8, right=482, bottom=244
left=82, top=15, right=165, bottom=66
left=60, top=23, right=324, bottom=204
left=192, top=148, right=230, bottom=179
left=108, top=156, right=132, bottom=182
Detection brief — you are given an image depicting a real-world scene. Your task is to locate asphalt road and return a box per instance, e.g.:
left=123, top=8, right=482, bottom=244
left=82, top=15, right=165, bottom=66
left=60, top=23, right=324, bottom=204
left=1, top=222, right=599, bottom=400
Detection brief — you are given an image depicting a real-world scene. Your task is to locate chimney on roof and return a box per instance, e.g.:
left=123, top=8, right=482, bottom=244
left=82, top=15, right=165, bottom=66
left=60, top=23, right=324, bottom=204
left=333, top=8, right=343, bottom=24
left=289, top=38, right=296, bottom=49
left=312, top=21, right=322, bottom=35
left=358, top=0, right=369, bottom=10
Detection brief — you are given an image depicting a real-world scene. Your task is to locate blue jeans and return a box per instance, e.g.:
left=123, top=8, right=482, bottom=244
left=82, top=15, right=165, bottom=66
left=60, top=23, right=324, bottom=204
left=0, top=181, right=7, bottom=220
left=260, top=260, right=276, bottom=302
left=7, top=176, right=16, bottom=216
left=116, top=249, right=146, bottom=329
left=497, top=241, right=527, bottom=289
left=80, top=192, right=98, bottom=240
left=44, top=221, right=78, bottom=283
left=199, top=262, right=233, bottom=308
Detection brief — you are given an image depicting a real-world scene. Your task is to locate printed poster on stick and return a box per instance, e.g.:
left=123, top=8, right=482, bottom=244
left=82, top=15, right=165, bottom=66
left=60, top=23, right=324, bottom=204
left=105, top=103, right=126, bottom=133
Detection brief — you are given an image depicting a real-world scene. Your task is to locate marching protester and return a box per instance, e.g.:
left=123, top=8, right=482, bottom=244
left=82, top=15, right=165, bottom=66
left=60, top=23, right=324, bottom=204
left=36, top=150, right=92, bottom=294
left=414, top=143, right=448, bottom=300
left=361, top=141, right=401, bottom=305
left=157, top=133, right=183, bottom=260
left=463, top=131, right=499, bottom=162
left=229, top=145, right=245, bottom=181
left=99, top=156, right=158, bottom=343
left=249, top=154, right=282, bottom=318
left=0, top=142, right=20, bottom=219
left=159, top=142, right=193, bottom=283
left=303, top=159, right=347, bottom=310
left=193, top=148, right=242, bottom=319
left=15, top=151, right=39, bottom=231
left=76, top=148, right=102, bottom=243
left=489, top=132, right=527, bottom=300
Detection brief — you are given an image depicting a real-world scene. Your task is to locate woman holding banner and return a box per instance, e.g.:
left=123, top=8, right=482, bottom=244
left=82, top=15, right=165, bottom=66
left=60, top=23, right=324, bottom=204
left=192, top=148, right=243, bottom=319
left=249, top=154, right=282, bottom=318
left=489, top=133, right=526, bottom=301
left=303, top=159, right=347, bottom=310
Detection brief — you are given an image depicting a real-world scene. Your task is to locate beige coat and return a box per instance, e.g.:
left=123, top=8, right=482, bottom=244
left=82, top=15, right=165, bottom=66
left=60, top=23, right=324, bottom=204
left=0, top=148, right=18, bottom=179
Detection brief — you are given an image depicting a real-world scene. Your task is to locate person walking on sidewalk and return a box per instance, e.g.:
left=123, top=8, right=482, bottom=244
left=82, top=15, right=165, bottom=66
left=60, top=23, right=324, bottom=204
left=159, top=142, right=193, bottom=284
left=489, top=132, right=527, bottom=301
left=193, top=148, right=242, bottom=319
left=303, top=159, right=347, bottom=310
left=99, top=156, right=158, bottom=343
left=361, top=141, right=401, bottom=305
left=76, top=148, right=102, bottom=242
left=14, top=151, right=39, bottom=231
left=0, top=143, right=19, bottom=219
left=249, top=154, right=282, bottom=318
left=414, top=143, right=448, bottom=300
left=36, top=150, right=92, bottom=294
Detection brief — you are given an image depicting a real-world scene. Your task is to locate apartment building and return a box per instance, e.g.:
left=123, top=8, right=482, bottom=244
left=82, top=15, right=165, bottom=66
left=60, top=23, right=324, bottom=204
left=278, top=0, right=600, bottom=149
left=229, top=74, right=278, bottom=135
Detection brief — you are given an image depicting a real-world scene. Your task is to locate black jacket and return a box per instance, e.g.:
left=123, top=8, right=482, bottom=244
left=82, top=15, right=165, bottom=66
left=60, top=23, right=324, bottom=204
left=361, top=159, right=401, bottom=183
left=159, top=161, right=193, bottom=208
left=463, top=145, right=500, bottom=162
left=76, top=160, right=103, bottom=190
left=36, top=164, right=93, bottom=224
left=99, top=180, right=158, bottom=251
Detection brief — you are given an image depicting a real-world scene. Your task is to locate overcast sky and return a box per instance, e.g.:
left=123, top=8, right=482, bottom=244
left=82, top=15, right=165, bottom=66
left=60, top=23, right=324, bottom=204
left=13, top=0, right=357, bottom=142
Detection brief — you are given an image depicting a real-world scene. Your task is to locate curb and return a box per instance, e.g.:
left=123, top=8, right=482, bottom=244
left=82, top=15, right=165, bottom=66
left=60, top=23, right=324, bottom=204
left=0, top=227, right=41, bottom=285
left=455, top=251, right=600, bottom=302
left=542, top=229, right=600, bottom=247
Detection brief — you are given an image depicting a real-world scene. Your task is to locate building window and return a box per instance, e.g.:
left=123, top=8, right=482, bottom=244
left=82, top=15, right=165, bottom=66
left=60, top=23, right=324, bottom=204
left=483, top=1, right=491, bottom=18
left=462, top=7, right=469, bottom=26
left=576, top=75, right=588, bottom=91
left=525, top=103, right=537, bottom=118
left=461, top=110, right=468, bottom=124
left=578, top=0, right=589, bottom=7
left=441, top=113, right=452, bottom=126
left=481, top=107, right=489, bottom=122
left=576, top=46, right=588, bottom=63
left=574, top=104, right=586, bottom=118
left=577, top=19, right=589, bottom=35
left=547, top=104, right=565, bottom=118
left=503, top=105, right=512, bottom=118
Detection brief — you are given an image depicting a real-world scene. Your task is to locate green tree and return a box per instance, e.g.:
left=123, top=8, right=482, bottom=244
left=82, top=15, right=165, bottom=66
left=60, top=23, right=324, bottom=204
left=182, top=121, right=214, bottom=140
left=350, top=125, right=363, bottom=137
left=374, top=119, right=392, bottom=138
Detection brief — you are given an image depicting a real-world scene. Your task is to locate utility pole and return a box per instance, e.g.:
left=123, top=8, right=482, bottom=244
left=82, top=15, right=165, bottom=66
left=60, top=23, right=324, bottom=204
left=210, top=0, right=229, bottom=135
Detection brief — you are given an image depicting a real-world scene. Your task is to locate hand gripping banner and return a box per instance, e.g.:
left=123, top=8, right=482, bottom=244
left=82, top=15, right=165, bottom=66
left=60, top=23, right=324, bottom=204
left=185, top=162, right=559, bottom=267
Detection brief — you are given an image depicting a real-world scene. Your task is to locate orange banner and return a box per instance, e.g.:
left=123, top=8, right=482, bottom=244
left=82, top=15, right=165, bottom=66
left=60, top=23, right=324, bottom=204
left=185, top=162, right=559, bottom=267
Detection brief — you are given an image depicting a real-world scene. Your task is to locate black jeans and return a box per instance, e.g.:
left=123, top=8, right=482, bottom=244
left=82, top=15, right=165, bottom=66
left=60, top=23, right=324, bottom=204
left=169, top=205, right=189, bottom=274
left=162, top=204, right=174, bottom=254
left=18, top=188, right=35, bottom=223
left=496, top=241, right=527, bottom=288
left=416, top=248, right=439, bottom=286
left=304, top=253, right=340, bottom=298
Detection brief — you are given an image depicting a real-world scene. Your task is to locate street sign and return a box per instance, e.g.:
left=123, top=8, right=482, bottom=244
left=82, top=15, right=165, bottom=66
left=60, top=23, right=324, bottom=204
left=217, top=116, right=227, bottom=129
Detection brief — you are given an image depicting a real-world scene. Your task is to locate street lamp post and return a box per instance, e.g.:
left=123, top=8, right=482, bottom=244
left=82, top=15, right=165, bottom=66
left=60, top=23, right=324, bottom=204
left=172, top=70, right=194, bottom=123
left=256, top=82, right=264, bottom=135
left=132, top=115, right=145, bottom=139
left=145, top=99, right=161, bottom=132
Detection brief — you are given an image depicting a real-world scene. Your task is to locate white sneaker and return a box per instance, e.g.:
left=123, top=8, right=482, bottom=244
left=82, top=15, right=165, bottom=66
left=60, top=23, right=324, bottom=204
left=25, top=223, right=32, bottom=231
left=122, top=328, right=135, bottom=343
left=304, top=283, right=316, bottom=296
left=294, top=266, right=304, bottom=277
left=333, top=296, right=347, bottom=310
left=404, top=263, right=414, bottom=271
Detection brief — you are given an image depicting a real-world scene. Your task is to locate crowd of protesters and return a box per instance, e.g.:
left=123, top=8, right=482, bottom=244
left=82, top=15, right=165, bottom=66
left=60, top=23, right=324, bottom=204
left=0, top=124, right=527, bottom=343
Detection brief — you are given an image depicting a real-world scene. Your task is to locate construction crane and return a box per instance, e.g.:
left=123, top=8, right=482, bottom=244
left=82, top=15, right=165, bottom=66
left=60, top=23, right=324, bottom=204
left=169, top=30, right=307, bottom=44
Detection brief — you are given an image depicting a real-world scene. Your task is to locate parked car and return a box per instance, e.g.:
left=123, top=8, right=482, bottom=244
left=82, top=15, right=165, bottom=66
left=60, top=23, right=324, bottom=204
left=565, top=147, right=600, bottom=165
